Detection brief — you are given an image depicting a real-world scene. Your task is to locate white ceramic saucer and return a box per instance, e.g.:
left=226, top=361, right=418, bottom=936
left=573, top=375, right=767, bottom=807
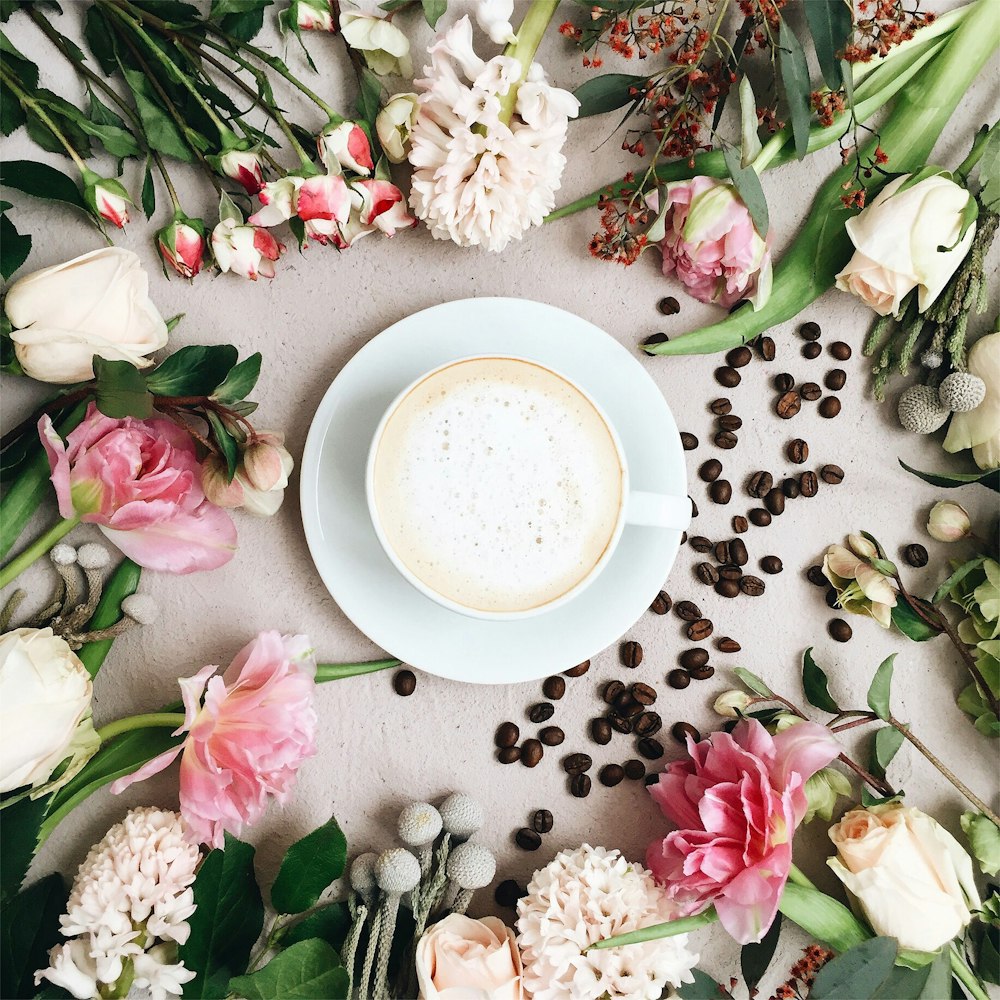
left=300, top=298, right=687, bottom=685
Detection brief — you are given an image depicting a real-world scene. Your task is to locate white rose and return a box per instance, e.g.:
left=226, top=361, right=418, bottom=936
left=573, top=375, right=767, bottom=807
left=0, top=628, right=98, bottom=794
left=6, top=248, right=168, bottom=384
left=416, top=914, right=523, bottom=1000
left=376, top=93, right=419, bottom=164
left=340, top=11, right=412, bottom=77
left=835, top=173, right=976, bottom=317
left=828, top=803, right=981, bottom=953
left=944, top=332, right=1000, bottom=470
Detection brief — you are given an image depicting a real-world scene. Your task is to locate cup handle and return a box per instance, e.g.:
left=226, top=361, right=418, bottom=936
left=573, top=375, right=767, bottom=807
left=625, top=491, right=691, bottom=531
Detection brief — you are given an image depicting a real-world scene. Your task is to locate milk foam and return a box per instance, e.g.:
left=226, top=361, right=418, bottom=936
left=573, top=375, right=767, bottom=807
left=372, top=358, right=624, bottom=613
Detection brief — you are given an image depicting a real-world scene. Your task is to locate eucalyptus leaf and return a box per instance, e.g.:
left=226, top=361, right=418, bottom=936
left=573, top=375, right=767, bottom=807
left=804, top=0, right=853, bottom=90
left=0, top=210, right=30, bottom=279
left=722, top=144, right=769, bottom=236
left=0, top=873, right=67, bottom=1000
left=212, top=353, right=261, bottom=403
left=0, top=159, right=87, bottom=212
left=229, top=939, right=348, bottom=1000
left=93, top=357, right=154, bottom=419
left=871, top=724, right=905, bottom=779
left=803, top=647, right=842, bottom=714
left=144, top=344, right=239, bottom=397
left=899, top=459, right=1000, bottom=494
left=573, top=73, right=647, bottom=118
left=778, top=17, right=812, bottom=160
left=732, top=667, right=775, bottom=699
left=810, top=937, right=897, bottom=999
left=867, top=655, right=896, bottom=721
left=271, top=816, right=347, bottom=915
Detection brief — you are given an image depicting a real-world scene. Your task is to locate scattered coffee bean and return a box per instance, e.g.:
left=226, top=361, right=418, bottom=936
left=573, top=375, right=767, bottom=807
left=618, top=695, right=644, bottom=719
left=715, top=366, right=741, bottom=388
left=687, top=663, right=715, bottom=681
left=715, top=430, right=739, bottom=450
left=644, top=773, right=660, bottom=786
left=495, top=879, right=523, bottom=907
left=565, top=660, right=591, bottom=678
left=825, top=587, right=841, bottom=609
left=680, top=648, right=709, bottom=670
left=819, top=397, right=842, bottom=419
left=681, top=531, right=687, bottom=545
left=675, top=600, right=702, bottom=621
left=782, top=477, right=801, bottom=499
left=717, top=636, right=741, bottom=653
left=532, top=808, right=554, bottom=834
left=749, top=508, right=772, bottom=527
left=800, top=471, right=819, bottom=497
left=761, top=555, right=783, bottom=574
left=563, top=752, right=593, bottom=775
left=668, top=668, right=691, bottom=690
left=687, top=618, right=714, bottom=640
left=603, top=679, right=626, bottom=703
left=680, top=431, right=699, bottom=451
left=719, top=565, right=742, bottom=581
left=649, top=591, right=672, bottom=615
left=830, top=341, right=852, bottom=360
left=774, top=372, right=795, bottom=393
left=776, top=390, right=802, bottom=419
left=621, top=640, right=643, bottom=668
left=528, top=702, right=554, bottom=724
left=740, top=575, right=765, bottom=597
left=802, top=342, right=822, bottom=360
left=757, top=336, right=776, bottom=361
left=599, top=764, right=625, bottom=787
left=748, top=470, right=774, bottom=498
left=624, top=759, right=647, bottom=780
left=800, top=321, right=822, bottom=341
left=634, top=712, right=662, bottom=737
left=671, top=721, right=701, bottom=744
left=543, top=676, right=566, bottom=700
left=829, top=618, right=853, bottom=642
left=540, top=726, right=565, bottom=747
left=787, top=439, right=809, bottom=464
left=498, top=746, right=521, bottom=764
left=714, top=540, right=731, bottom=564
left=764, top=488, right=786, bottom=515
left=521, top=739, right=543, bottom=767
left=631, top=682, right=657, bottom=706
left=730, top=538, right=748, bottom=566
left=821, top=465, right=845, bottom=485
left=689, top=535, right=713, bottom=553
left=710, top=397, right=733, bottom=415
left=515, top=827, right=542, bottom=851
left=699, top=459, right=723, bottom=482
left=696, top=562, right=720, bottom=585
left=609, top=713, right=634, bottom=734
left=495, top=722, right=520, bottom=748
left=643, top=332, right=669, bottom=347
left=732, top=515, right=749, bottom=533
left=904, top=543, right=929, bottom=568
left=807, top=565, right=828, bottom=587
left=718, top=414, right=743, bottom=431
left=709, top=480, right=733, bottom=505
left=726, top=346, right=753, bottom=368
left=393, top=669, right=417, bottom=696
left=638, top=737, right=665, bottom=760
left=690, top=496, right=699, bottom=518
left=591, top=717, right=612, bottom=745
left=800, top=382, right=822, bottom=401
left=570, top=773, right=592, bottom=797
left=825, top=369, right=847, bottom=391
left=658, top=296, right=681, bottom=315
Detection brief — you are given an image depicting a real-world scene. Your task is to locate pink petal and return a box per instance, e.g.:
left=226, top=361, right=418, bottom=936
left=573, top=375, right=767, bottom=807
left=110, top=746, right=183, bottom=794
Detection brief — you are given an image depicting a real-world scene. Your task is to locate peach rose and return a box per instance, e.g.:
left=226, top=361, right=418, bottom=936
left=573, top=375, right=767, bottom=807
left=416, top=914, right=523, bottom=1000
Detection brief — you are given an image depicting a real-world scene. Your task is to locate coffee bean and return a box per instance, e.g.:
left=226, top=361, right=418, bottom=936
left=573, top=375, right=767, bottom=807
left=726, top=346, right=753, bottom=368
left=807, top=565, right=828, bottom=587
left=540, top=726, right=565, bottom=747
left=638, top=737, right=664, bottom=760
left=609, top=712, right=634, bottom=734
left=680, top=532, right=687, bottom=545
left=800, top=321, right=822, bottom=341
left=740, top=575, right=765, bottom=597
left=800, top=471, right=819, bottom=497
left=717, top=636, right=741, bottom=653
left=764, top=488, right=786, bottom=515
left=621, top=641, right=643, bottom=668
left=749, top=508, right=772, bottom=527
left=904, top=543, right=929, bottom=568
left=644, top=773, right=659, bottom=786
left=680, top=431, right=699, bottom=451
left=715, top=430, right=738, bottom=450
left=528, top=702, right=554, bottom=723
left=714, top=540, right=731, bottom=564
left=718, top=414, right=743, bottom=431
left=565, top=660, right=591, bottom=679
left=690, top=496, right=699, bottom=518
left=757, top=336, right=776, bottom=361
left=776, top=390, right=802, bottom=419
left=829, top=618, right=853, bottom=642
left=826, top=587, right=841, bottom=609
left=624, top=759, right=646, bottom=780
left=521, top=739, right=543, bottom=767
left=615, top=692, right=644, bottom=718
left=495, top=722, right=520, bottom=748
left=699, top=459, right=723, bottom=482
left=709, top=480, right=732, bottom=505
left=787, top=439, right=809, bottom=464
left=774, top=372, right=795, bottom=393
left=821, top=465, right=845, bottom=485
left=649, top=591, right=672, bottom=615
left=715, top=366, right=741, bottom=388
left=680, top=648, right=709, bottom=670
left=543, top=676, right=566, bottom=700
left=658, top=296, right=680, bottom=315
left=591, top=717, right=612, bottom=745
left=761, top=555, right=783, bottom=574
left=563, top=752, right=592, bottom=775
left=570, top=773, right=592, bottom=797
left=631, top=682, right=657, bottom=706
left=667, top=668, right=691, bottom=690
left=696, top=562, right=719, bottom=585
left=830, top=341, right=852, bottom=360
left=599, top=764, right=625, bottom=787
left=710, top=397, right=732, bottom=415
left=515, top=827, right=542, bottom=851
left=801, top=382, right=822, bottom=401
left=531, top=808, right=554, bottom=834
left=819, top=397, right=842, bottom=419
left=393, top=669, right=416, bottom=696
left=498, top=746, right=521, bottom=764
left=825, top=369, right=847, bottom=391
left=802, top=342, right=822, bottom=360
left=603, top=679, right=626, bottom=704
left=687, top=663, right=715, bottom=681
left=675, top=600, right=702, bottom=621
left=643, top=332, right=669, bottom=347
left=634, top=711, right=662, bottom=736
left=687, top=618, right=714, bottom=641
left=495, top=879, right=523, bottom=907
left=719, top=565, right=742, bottom=581
left=730, top=538, right=748, bottom=566
left=782, top=478, right=801, bottom=499
left=733, top=515, right=749, bottom=534
left=671, top=721, right=701, bottom=744
left=689, top=535, right=713, bottom=553
left=748, top=471, right=774, bottom=498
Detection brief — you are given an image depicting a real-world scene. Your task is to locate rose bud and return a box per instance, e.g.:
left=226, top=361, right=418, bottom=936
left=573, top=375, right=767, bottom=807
left=212, top=218, right=284, bottom=281
left=242, top=435, right=291, bottom=493
left=156, top=217, right=206, bottom=279
left=375, top=93, right=419, bottom=164
left=292, top=0, right=334, bottom=32
left=218, top=148, right=265, bottom=195
left=353, top=179, right=417, bottom=237
left=296, top=173, right=351, bottom=239
left=83, top=170, right=131, bottom=228
left=248, top=175, right=305, bottom=228
left=926, top=500, right=972, bottom=542
left=713, top=690, right=751, bottom=718
left=317, top=120, right=374, bottom=177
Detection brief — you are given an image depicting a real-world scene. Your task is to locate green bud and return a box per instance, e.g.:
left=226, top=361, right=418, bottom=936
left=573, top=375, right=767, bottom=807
left=961, top=811, right=1000, bottom=876
left=803, top=767, right=853, bottom=823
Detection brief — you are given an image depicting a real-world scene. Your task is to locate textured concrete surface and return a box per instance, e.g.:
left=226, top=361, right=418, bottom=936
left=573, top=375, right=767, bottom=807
left=3, top=1, right=998, bottom=992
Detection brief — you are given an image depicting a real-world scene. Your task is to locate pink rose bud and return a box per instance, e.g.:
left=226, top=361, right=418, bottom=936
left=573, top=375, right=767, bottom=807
left=293, top=0, right=334, bottom=31
left=219, top=148, right=265, bottom=195
left=317, top=120, right=374, bottom=177
left=926, top=500, right=971, bottom=542
left=353, top=179, right=417, bottom=237
left=296, top=174, right=352, bottom=245
left=83, top=171, right=131, bottom=229
left=157, top=218, right=206, bottom=279
left=248, top=175, right=304, bottom=228
left=200, top=454, right=245, bottom=508
left=212, top=218, right=284, bottom=281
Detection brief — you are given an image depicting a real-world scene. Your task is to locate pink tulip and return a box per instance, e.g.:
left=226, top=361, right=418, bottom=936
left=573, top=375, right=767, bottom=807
left=218, top=149, right=265, bottom=196
left=111, top=631, right=318, bottom=848
left=39, top=403, right=237, bottom=573
left=646, top=718, right=840, bottom=944
left=317, top=120, right=374, bottom=176
left=353, top=179, right=417, bottom=237
left=157, top=219, right=206, bottom=279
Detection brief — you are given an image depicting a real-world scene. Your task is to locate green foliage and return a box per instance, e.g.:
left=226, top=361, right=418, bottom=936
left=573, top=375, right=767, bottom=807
left=282, top=903, right=351, bottom=951
left=0, top=205, right=30, bottom=278
left=229, top=939, right=349, bottom=1000
left=732, top=667, right=775, bottom=699
left=213, top=353, right=262, bottom=403
left=802, top=647, right=843, bottom=714
left=892, top=597, right=941, bottom=642
left=271, top=816, right=347, bottom=915
left=778, top=882, right=870, bottom=954
left=356, top=66, right=382, bottom=131
left=722, top=143, right=768, bottom=236
left=961, top=811, right=1000, bottom=876
left=144, top=344, right=239, bottom=397
left=778, top=17, right=811, bottom=160
left=870, top=724, right=905, bottom=780
left=76, top=558, right=142, bottom=677
left=206, top=409, right=239, bottom=479
left=210, top=0, right=273, bottom=41
left=0, top=794, right=50, bottom=905
left=872, top=949, right=951, bottom=999
left=92, top=357, right=154, bottom=419
left=810, top=937, right=897, bottom=999
left=420, top=0, right=446, bottom=29
left=899, top=459, right=1000, bottom=494
left=740, top=914, right=781, bottom=994
left=803, top=0, right=852, bottom=90
left=677, top=968, right=732, bottom=999
left=867, top=655, right=896, bottom=720
left=0, top=159, right=87, bottom=212
left=573, top=73, right=646, bottom=118
left=141, top=158, right=156, bottom=217
left=0, top=873, right=67, bottom=1000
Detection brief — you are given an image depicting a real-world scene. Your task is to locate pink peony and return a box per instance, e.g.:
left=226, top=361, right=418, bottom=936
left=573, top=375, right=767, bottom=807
left=111, top=631, right=318, bottom=848
left=646, top=719, right=840, bottom=944
left=652, top=176, right=771, bottom=309
left=40, top=403, right=236, bottom=573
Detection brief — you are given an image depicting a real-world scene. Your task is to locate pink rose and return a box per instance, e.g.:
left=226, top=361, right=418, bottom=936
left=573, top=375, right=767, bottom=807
left=416, top=914, right=523, bottom=1000
left=212, top=218, right=284, bottom=280
left=652, top=176, right=771, bottom=309
left=219, top=149, right=265, bottom=195
left=317, top=120, right=374, bottom=176
left=646, top=718, right=840, bottom=944
left=354, top=179, right=417, bottom=236
left=39, top=403, right=237, bottom=574
left=296, top=174, right=352, bottom=246
left=157, top=219, right=206, bottom=279
left=111, top=631, right=318, bottom=848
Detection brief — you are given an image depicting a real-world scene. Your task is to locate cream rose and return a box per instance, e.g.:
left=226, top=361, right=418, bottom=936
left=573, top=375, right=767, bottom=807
left=835, top=173, right=976, bottom=317
left=828, top=803, right=981, bottom=952
left=6, top=247, right=168, bottom=384
left=416, top=914, right=523, bottom=1000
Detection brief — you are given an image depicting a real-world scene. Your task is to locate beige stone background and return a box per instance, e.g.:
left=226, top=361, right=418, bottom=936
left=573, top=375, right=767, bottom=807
left=2, top=0, right=998, bottom=994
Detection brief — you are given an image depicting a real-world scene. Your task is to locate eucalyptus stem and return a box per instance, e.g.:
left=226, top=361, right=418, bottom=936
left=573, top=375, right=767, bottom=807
left=0, top=517, right=80, bottom=590
left=0, top=68, right=88, bottom=172
left=96, top=712, right=186, bottom=744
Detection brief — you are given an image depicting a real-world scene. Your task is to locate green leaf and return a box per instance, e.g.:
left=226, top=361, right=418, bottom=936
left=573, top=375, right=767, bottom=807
left=778, top=882, right=871, bottom=954
left=0, top=209, right=30, bottom=279
left=810, top=937, right=898, bottom=999
left=141, top=159, right=156, bottom=218
left=0, top=873, right=67, bottom=1000
left=737, top=75, right=762, bottom=167
left=677, top=968, right=731, bottom=1000
left=81, top=88, right=140, bottom=157
left=802, top=646, right=842, bottom=714
left=282, top=903, right=351, bottom=951
left=572, top=73, right=647, bottom=118
left=229, top=939, right=348, bottom=1000
left=356, top=67, right=382, bottom=129
left=961, top=811, right=1000, bottom=877
left=212, top=353, right=261, bottom=404
left=778, top=17, right=812, bottom=160
left=977, top=122, right=1000, bottom=210
left=732, top=667, right=775, bottom=699
left=83, top=5, right=119, bottom=75
left=804, top=0, right=852, bottom=91
left=0, top=159, right=87, bottom=212
left=871, top=724, right=905, bottom=779
left=211, top=0, right=274, bottom=42
left=892, top=597, right=941, bottom=642
left=872, top=949, right=950, bottom=999
left=722, top=143, right=769, bottom=237
left=899, top=459, right=1000, bottom=493
left=144, top=344, right=239, bottom=397
left=181, top=836, right=264, bottom=1000
left=420, top=0, right=446, bottom=28
left=933, top=556, right=986, bottom=605
left=0, top=79, right=26, bottom=137
left=121, top=66, right=195, bottom=162
left=76, top=558, right=142, bottom=678
left=0, top=794, right=50, bottom=905
left=867, top=654, right=896, bottom=721
left=0, top=30, right=39, bottom=88
left=93, top=357, right=154, bottom=419
left=741, top=913, right=781, bottom=993
left=977, top=925, right=1000, bottom=985
left=206, top=409, right=239, bottom=480
left=271, top=816, right=347, bottom=915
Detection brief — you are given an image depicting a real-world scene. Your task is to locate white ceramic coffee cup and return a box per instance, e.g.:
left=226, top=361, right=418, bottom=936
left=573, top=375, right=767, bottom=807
left=365, top=355, right=690, bottom=620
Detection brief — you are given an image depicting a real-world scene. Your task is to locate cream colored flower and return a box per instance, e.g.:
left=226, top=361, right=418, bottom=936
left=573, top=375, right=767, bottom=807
left=416, top=914, right=522, bottom=999
left=822, top=535, right=897, bottom=628
left=340, top=11, right=411, bottom=76
left=926, top=500, right=971, bottom=542
left=376, top=93, right=419, bottom=163
left=944, top=332, right=1000, bottom=470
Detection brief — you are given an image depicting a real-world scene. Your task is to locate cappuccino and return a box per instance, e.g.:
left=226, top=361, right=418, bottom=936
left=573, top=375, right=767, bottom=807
left=371, top=357, right=624, bottom=613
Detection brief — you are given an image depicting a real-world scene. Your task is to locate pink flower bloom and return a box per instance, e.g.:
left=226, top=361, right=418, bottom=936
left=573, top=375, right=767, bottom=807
left=646, top=719, right=840, bottom=944
left=39, top=403, right=237, bottom=574
left=157, top=219, right=205, bottom=279
left=248, top=176, right=304, bottom=228
left=211, top=218, right=284, bottom=280
left=111, top=632, right=318, bottom=848
left=317, top=120, right=374, bottom=176
left=84, top=174, right=131, bottom=229
left=219, top=149, right=265, bottom=196
left=652, top=176, right=772, bottom=309
left=294, top=0, right=334, bottom=31
left=296, top=174, right=352, bottom=247
left=354, top=179, right=417, bottom=237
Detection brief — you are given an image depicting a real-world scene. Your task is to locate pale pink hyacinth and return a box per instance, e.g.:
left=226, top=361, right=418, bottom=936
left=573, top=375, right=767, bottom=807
left=651, top=176, right=772, bottom=309
left=646, top=719, right=840, bottom=945
left=111, top=631, right=318, bottom=848
left=40, top=403, right=237, bottom=574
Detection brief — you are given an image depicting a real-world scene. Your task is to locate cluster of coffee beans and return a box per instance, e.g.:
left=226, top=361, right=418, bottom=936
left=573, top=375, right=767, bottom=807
left=514, top=808, right=554, bottom=852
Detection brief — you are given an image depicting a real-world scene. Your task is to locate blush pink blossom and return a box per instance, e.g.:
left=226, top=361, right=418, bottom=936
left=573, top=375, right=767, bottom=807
left=646, top=719, right=840, bottom=944
left=354, top=179, right=417, bottom=236
left=40, top=403, right=236, bottom=573
left=111, top=631, right=318, bottom=848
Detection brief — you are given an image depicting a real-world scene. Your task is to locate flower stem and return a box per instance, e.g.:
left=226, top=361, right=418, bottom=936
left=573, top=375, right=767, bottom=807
left=96, top=712, right=186, bottom=744
left=951, top=945, right=990, bottom=1000
left=586, top=908, right=719, bottom=951
left=787, top=863, right=816, bottom=890
left=0, top=68, right=88, bottom=172
left=315, top=658, right=400, bottom=683
left=0, top=516, right=80, bottom=590
left=497, top=0, right=560, bottom=125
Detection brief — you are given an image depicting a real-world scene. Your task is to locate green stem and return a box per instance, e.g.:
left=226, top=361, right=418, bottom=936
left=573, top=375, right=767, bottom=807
left=787, top=863, right=817, bottom=890
left=951, top=946, right=990, bottom=1000
left=0, top=516, right=80, bottom=590
left=77, top=559, right=142, bottom=678
left=956, top=121, right=998, bottom=182
left=0, top=68, right=88, bottom=172
left=585, top=909, right=719, bottom=951
left=96, top=712, right=186, bottom=744
left=315, top=658, right=400, bottom=683
left=497, top=0, right=560, bottom=125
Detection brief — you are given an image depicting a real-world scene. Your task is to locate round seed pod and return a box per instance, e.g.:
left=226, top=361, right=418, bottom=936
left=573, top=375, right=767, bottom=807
left=446, top=842, right=496, bottom=889
left=51, top=544, right=78, bottom=566
left=375, top=848, right=422, bottom=894
left=76, top=543, right=111, bottom=569
left=921, top=348, right=943, bottom=369
left=350, top=852, right=379, bottom=894
left=439, top=793, right=484, bottom=839
left=938, top=372, right=987, bottom=412
left=398, top=802, right=443, bottom=847
left=121, top=594, right=159, bottom=625
left=897, top=384, right=950, bottom=434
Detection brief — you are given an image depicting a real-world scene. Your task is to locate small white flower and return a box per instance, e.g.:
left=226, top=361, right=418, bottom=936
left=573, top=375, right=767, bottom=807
left=340, top=11, right=412, bottom=76
left=475, top=0, right=517, bottom=44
